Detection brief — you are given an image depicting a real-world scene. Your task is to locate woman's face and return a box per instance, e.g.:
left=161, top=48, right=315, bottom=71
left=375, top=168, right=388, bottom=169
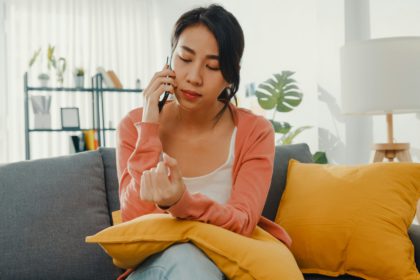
left=172, top=24, right=229, bottom=111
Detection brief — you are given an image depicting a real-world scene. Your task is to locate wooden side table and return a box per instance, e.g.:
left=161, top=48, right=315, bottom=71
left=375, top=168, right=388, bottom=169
left=372, top=143, right=412, bottom=162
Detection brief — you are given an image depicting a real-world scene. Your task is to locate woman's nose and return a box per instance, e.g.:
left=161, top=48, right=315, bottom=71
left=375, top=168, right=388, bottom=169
left=186, top=64, right=203, bottom=86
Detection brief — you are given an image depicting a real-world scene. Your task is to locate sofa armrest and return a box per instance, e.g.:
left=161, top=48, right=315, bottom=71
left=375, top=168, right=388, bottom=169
left=408, top=224, right=420, bottom=270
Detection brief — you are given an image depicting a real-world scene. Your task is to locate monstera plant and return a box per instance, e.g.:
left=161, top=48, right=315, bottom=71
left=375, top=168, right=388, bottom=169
left=255, top=71, right=327, bottom=163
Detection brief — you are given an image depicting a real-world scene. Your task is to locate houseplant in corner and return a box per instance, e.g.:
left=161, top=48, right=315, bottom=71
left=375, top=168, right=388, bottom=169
left=255, top=71, right=327, bottom=163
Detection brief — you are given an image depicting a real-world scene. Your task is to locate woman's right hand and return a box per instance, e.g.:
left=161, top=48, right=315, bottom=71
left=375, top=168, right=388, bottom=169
left=142, top=64, right=177, bottom=123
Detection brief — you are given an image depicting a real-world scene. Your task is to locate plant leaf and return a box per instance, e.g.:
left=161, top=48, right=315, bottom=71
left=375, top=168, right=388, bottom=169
left=313, top=151, right=328, bottom=164
left=280, top=126, right=312, bottom=145
left=256, top=71, right=303, bottom=114
left=28, top=48, right=41, bottom=67
left=270, top=120, right=291, bottom=134
left=255, top=90, right=276, bottom=109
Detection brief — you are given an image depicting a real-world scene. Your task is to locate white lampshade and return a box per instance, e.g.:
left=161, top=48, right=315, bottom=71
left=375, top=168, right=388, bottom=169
left=341, top=37, right=420, bottom=115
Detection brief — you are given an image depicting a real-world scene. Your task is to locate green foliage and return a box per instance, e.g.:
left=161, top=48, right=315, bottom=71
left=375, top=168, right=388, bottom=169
left=312, top=151, right=328, bottom=164
left=255, top=71, right=328, bottom=163
left=28, top=44, right=66, bottom=72
left=256, top=71, right=308, bottom=145
left=28, top=48, right=41, bottom=68
left=74, top=67, right=84, bottom=76
left=47, top=45, right=56, bottom=70
left=255, top=71, right=303, bottom=112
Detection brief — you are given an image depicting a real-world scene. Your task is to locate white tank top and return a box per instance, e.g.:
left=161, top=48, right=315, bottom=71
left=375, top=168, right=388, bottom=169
left=182, top=127, right=237, bottom=205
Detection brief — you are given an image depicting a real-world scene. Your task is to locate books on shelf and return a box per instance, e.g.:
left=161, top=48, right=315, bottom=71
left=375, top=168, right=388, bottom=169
left=107, top=70, right=123, bottom=89
left=96, top=67, right=123, bottom=89
left=69, top=130, right=99, bottom=153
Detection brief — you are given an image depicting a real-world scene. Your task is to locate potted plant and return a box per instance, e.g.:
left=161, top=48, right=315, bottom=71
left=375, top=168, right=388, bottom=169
left=28, top=44, right=66, bottom=87
left=37, top=73, right=50, bottom=87
left=255, top=71, right=327, bottom=163
left=74, top=67, right=85, bottom=88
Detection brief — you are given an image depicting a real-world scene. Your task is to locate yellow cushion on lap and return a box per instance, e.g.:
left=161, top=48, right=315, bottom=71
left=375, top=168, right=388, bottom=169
left=275, top=160, right=420, bottom=280
left=86, top=213, right=303, bottom=280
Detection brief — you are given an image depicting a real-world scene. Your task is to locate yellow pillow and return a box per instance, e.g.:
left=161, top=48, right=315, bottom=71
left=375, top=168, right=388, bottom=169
left=86, top=213, right=303, bottom=280
left=275, top=160, right=420, bottom=280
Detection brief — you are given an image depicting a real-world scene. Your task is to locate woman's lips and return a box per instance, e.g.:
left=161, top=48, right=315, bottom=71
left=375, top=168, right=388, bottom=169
left=181, top=89, right=202, bottom=101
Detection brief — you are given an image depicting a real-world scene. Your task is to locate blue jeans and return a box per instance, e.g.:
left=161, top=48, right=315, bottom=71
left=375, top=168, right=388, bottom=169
left=127, top=243, right=226, bottom=280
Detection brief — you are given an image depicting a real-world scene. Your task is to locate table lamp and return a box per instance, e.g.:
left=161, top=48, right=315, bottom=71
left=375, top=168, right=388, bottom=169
left=340, top=37, right=420, bottom=162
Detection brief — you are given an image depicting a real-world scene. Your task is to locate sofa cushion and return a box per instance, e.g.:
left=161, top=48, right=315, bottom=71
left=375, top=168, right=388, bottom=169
left=0, top=151, right=120, bottom=279
left=263, top=143, right=313, bottom=221
left=99, top=147, right=120, bottom=214
left=276, top=160, right=420, bottom=280
left=86, top=213, right=304, bottom=279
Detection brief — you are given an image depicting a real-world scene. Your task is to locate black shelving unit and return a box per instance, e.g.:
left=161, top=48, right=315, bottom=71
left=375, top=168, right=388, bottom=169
left=24, top=72, right=142, bottom=160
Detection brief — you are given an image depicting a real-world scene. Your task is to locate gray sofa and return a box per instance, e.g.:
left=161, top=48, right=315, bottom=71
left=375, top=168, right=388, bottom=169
left=1, top=144, right=419, bottom=280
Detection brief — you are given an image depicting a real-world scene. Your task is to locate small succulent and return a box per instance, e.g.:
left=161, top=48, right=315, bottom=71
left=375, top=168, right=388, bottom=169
left=74, top=67, right=84, bottom=76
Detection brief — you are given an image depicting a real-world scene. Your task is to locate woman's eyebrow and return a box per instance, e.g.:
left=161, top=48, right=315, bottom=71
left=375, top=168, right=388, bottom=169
left=180, top=45, right=219, bottom=60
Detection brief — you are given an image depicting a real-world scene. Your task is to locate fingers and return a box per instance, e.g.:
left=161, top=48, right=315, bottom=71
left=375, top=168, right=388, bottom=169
left=140, top=171, right=152, bottom=201
left=143, top=67, right=177, bottom=103
left=163, top=153, right=182, bottom=183
left=148, top=76, right=177, bottom=94
left=140, top=157, right=185, bottom=207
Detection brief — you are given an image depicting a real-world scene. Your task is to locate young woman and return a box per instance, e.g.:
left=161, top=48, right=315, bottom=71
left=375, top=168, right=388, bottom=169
left=116, top=4, right=291, bottom=280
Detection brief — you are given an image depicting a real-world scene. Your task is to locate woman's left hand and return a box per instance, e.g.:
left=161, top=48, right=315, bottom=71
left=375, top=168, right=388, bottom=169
left=140, top=153, right=186, bottom=208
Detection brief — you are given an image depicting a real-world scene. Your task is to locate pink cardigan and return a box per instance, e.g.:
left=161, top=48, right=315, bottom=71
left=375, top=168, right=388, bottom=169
left=116, top=104, right=292, bottom=248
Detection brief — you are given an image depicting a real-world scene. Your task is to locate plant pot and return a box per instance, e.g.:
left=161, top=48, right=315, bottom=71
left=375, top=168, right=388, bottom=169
left=74, top=75, right=84, bottom=88
left=38, top=73, right=50, bottom=87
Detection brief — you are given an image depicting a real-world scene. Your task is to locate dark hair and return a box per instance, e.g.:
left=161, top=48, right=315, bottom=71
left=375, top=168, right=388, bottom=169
left=161, top=4, right=244, bottom=121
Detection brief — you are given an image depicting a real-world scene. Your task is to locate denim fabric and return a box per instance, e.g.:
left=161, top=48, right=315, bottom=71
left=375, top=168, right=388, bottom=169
left=127, top=243, right=226, bottom=280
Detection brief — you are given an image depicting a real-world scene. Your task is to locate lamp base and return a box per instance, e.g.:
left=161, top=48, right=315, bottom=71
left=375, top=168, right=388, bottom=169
left=372, top=143, right=412, bottom=162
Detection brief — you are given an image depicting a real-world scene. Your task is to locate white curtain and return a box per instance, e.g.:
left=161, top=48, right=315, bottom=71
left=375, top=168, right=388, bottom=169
left=0, top=1, right=7, bottom=163
left=1, top=0, right=162, bottom=162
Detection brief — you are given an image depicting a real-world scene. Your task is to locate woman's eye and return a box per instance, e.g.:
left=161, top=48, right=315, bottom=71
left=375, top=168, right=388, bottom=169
left=206, top=65, right=220, bottom=71
left=178, top=56, right=191, bottom=62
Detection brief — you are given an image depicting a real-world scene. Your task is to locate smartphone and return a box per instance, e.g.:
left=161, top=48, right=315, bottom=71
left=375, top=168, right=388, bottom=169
left=158, top=54, right=173, bottom=112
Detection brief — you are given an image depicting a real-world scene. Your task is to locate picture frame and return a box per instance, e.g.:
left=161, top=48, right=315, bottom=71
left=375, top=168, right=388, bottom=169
left=61, top=107, right=80, bottom=130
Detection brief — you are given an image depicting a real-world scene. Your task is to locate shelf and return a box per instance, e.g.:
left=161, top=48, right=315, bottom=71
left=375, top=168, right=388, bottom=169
left=26, top=86, right=142, bottom=93
left=101, top=88, right=143, bottom=93
left=29, top=128, right=116, bottom=132
left=29, top=128, right=96, bottom=132
left=26, top=86, right=93, bottom=92
left=24, top=72, right=132, bottom=160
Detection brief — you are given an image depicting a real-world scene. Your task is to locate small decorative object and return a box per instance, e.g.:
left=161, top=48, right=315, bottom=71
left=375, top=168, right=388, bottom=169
left=107, top=70, right=123, bottom=89
left=135, top=78, right=142, bottom=89
left=28, top=44, right=67, bottom=87
left=74, top=67, right=85, bottom=88
left=31, top=95, right=52, bottom=129
left=61, top=107, right=80, bottom=130
left=38, top=73, right=50, bottom=87
left=46, top=45, right=66, bottom=86
left=96, top=67, right=115, bottom=88
left=245, top=82, right=256, bottom=97
left=55, top=58, right=66, bottom=87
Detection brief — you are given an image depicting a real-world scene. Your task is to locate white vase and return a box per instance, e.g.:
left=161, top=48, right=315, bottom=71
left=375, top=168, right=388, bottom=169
left=74, top=76, right=84, bottom=88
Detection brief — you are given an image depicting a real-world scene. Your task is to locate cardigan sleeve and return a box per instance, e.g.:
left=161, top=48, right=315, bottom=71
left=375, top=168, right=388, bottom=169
left=166, top=117, right=275, bottom=237
left=116, top=111, right=165, bottom=222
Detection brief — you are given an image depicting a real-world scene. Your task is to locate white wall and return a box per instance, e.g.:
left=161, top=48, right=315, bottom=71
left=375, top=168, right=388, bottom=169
left=316, top=0, right=345, bottom=163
